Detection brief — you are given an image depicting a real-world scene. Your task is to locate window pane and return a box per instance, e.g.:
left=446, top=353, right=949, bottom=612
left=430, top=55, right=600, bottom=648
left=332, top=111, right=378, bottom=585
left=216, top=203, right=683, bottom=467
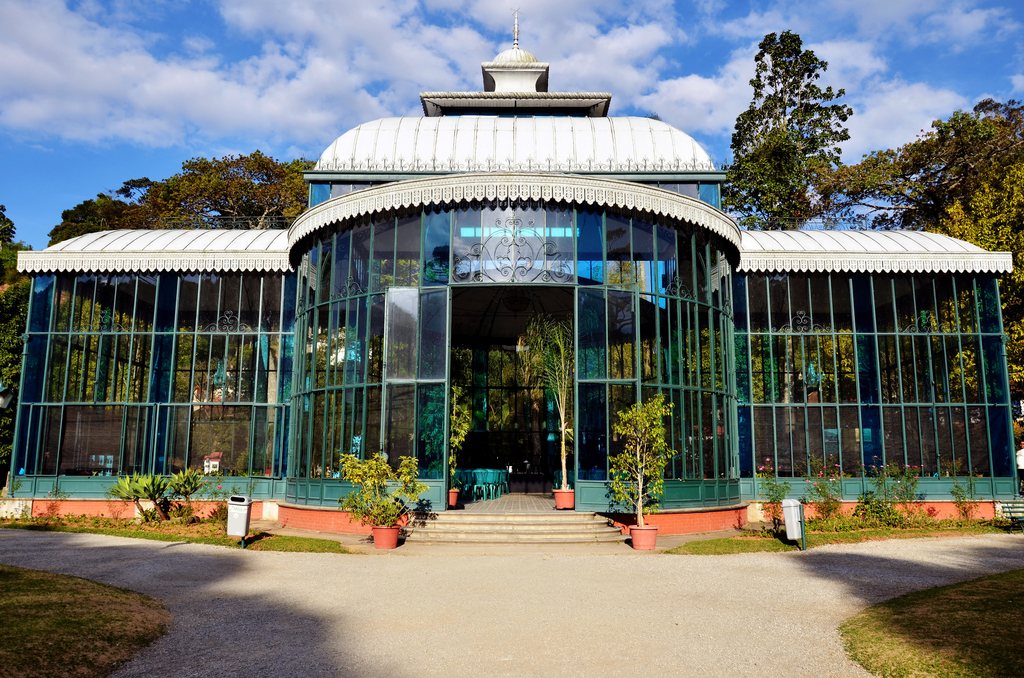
left=578, top=383, right=607, bottom=479
left=768, top=273, right=789, bottom=332
left=371, top=217, right=395, bottom=293
left=422, top=210, right=450, bottom=286
left=386, top=288, right=418, bottom=380
left=747, top=273, right=768, bottom=332
left=831, top=276, right=852, bottom=332
left=578, top=288, right=606, bottom=380
left=873, top=277, right=895, bottom=333
left=809, top=274, right=832, bottom=332
left=417, top=383, right=445, bottom=479
left=607, top=291, right=635, bottom=380
left=976, top=277, right=1001, bottom=333
left=418, top=291, right=447, bottom=380
left=605, top=214, right=631, bottom=285
left=395, top=214, right=421, bottom=287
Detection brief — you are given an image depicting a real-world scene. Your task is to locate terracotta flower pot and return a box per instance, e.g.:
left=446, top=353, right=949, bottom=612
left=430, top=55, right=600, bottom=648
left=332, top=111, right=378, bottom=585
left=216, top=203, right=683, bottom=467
left=629, top=525, right=658, bottom=550
left=448, top=488, right=459, bottom=507
left=372, top=526, right=400, bottom=549
left=553, top=489, right=575, bottom=510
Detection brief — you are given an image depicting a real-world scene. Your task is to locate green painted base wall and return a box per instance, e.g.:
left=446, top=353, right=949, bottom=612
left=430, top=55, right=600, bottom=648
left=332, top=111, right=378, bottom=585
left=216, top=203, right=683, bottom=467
left=10, top=476, right=287, bottom=501
left=285, top=479, right=446, bottom=511
left=741, top=476, right=1018, bottom=502
left=576, top=479, right=742, bottom=512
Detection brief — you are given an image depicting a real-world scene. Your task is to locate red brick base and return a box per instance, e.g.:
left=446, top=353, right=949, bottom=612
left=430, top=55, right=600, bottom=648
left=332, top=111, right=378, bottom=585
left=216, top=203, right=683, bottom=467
left=277, top=505, right=409, bottom=534
left=796, top=501, right=997, bottom=521
left=28, top=499, right=264, bottom=520
left=604, top=506, right=749, bottom=535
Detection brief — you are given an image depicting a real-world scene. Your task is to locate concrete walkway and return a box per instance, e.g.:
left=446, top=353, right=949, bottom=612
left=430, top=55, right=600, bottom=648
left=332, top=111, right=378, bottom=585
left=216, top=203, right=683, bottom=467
left=1, top=529, right=1022, bottom=677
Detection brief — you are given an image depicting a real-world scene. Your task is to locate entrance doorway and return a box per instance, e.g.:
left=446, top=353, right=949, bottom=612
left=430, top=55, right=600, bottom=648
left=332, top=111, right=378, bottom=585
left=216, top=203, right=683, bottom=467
left=450, top=286, right=573, bottom=494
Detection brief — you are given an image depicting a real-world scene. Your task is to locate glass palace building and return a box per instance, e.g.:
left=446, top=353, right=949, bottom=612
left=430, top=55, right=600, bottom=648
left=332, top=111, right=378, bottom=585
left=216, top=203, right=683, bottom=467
left=12, top=44, right=1017, bottom=514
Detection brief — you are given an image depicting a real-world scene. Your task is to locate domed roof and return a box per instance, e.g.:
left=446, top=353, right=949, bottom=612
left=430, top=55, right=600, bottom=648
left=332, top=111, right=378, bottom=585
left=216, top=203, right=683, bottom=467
left=315, top=116, right=715, bottom=173
left=491, top=46, right=539, bottom=64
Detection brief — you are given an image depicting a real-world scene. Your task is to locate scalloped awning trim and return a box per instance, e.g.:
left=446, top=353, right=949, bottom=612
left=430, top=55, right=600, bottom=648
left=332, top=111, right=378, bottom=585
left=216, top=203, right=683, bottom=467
left=17, top=250, right=293, bottom=274
left=287, top=172, right=741, bottom=257
left=736, top=251, right=1014, bottom=275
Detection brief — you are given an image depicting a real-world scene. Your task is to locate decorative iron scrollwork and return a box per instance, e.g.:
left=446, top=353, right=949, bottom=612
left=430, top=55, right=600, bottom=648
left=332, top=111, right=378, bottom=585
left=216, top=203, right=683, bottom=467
left=98, top=308, right=128, bottom=332
left=452, top=214, right=572, bottom=283
left=779, top=310, right=824, bottom=333
left=201, top=310, right=253, bottom=333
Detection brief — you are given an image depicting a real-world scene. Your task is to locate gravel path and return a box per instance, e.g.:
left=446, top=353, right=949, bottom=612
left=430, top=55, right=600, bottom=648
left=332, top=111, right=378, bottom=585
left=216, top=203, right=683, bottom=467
left=1, top=530, right=1022, bottom=677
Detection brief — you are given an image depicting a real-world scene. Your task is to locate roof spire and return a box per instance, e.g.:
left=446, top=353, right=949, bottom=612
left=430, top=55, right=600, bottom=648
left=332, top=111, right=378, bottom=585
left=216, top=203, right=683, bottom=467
left=512, top=6, right=521, bottom=47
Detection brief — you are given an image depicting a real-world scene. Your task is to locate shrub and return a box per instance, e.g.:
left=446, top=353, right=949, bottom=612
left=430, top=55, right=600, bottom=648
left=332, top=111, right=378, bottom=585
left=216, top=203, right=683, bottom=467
left=608, top=395, right=676, bottom=528
left=339, top=454, right=428, bottom=527
left=949, top=475, right=981, bottom=521
left=803, top=455, right=844, bottom=521
left=757, top=457, right=790, bottom=532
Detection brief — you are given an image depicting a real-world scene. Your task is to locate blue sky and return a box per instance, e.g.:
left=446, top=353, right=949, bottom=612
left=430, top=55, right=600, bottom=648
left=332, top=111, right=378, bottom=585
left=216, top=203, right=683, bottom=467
left=1, top=0, right=1021, bottom=249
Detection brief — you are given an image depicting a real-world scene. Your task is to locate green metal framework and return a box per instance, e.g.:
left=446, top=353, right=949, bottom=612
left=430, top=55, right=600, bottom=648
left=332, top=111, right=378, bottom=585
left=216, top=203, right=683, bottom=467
left=732, top=270, right=1016, bottom=501
left=288, top=200, right=738, bottom=511
left=10, top=271, right=296, bottom=499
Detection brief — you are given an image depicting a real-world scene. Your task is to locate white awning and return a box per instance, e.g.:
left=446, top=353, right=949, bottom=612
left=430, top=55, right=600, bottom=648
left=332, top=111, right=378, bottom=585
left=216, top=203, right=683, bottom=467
left=737, top=229, right=1013, bottom=275
left=17, top=229, right=291, bottom=274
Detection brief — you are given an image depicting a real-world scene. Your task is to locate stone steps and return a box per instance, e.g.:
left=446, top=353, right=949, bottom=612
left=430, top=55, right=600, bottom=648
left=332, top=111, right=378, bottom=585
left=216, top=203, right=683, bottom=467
left=403, top=511, right=626, bottom=544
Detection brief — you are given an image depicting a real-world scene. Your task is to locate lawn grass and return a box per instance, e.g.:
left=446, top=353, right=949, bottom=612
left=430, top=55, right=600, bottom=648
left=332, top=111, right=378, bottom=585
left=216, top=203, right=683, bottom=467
left=0, top=564, right=169, bottom=678
left=0, top=519, right=355, bottom=554
left=841, top=568, right=1024, bottom=677
left=667, top=524, right=1006, bottom=555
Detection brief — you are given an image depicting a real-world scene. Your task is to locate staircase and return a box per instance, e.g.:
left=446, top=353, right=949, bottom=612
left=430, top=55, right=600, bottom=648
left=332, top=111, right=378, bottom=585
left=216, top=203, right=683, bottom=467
left=402, top=511, right=627, bottom=544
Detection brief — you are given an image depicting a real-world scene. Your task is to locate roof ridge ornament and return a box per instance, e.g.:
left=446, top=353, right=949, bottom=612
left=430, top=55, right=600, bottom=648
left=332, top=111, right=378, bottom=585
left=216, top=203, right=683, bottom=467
left=512, top=6, right=521, bottom=48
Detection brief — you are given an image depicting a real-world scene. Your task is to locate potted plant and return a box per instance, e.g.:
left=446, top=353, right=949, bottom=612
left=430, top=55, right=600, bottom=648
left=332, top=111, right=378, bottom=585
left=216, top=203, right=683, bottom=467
left=448, top=385, right=472, bottom=508
left=539, top=317, right=575, bottom=509
left=339, top=453, right=427, bottom=549
left=609, top=394, right=676, bottom=550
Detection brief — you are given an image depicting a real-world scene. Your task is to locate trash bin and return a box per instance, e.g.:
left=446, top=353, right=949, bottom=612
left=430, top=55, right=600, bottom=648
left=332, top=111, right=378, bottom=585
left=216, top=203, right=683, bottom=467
left=227, top=495, right=253, bottom=544
left=782, top=498, right=803, bottom=542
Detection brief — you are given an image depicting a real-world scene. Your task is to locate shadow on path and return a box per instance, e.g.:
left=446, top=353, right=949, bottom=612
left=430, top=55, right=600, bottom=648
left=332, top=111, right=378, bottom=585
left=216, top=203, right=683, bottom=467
left=0, top=529, right=408, bottom=678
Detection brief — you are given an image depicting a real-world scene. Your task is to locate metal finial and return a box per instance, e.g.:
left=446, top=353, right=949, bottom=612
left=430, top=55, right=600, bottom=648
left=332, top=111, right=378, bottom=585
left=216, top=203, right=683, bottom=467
left=512, top=6, right=521, bottom=47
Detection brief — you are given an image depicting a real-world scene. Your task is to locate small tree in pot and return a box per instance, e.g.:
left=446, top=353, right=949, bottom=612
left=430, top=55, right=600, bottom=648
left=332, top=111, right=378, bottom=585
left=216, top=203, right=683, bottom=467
left=609, top=395, right=676, bottom=550
left=339, top=453, right=427, bottom=549
left=448, top=385, right=472, bottom=507
left=539, top=317, right=575, bottom=508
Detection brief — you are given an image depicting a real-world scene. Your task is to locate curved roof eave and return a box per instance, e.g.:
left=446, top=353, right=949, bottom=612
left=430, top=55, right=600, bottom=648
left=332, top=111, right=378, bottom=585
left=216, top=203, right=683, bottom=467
left=286, top=172, right=742, bottom=266
left=737, top=229, right=1013, bottom=275
left=17, top=229, right=292, bottom=274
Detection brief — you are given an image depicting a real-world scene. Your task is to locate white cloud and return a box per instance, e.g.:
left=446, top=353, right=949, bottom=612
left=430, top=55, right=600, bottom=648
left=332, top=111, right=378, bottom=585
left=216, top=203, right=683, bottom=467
left=843, top=80, right=969, bottom=159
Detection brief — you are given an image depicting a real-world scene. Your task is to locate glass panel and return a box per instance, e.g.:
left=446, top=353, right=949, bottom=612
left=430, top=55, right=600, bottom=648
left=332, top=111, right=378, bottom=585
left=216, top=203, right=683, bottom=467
left=350, top=224, right=371, bottom=294
left=920, top=406, right=937, bottom=476
left=576, top=207, right=604, bottom=285
left=931, top=336, right=948, bottom=403
left=775, top=407, right=792, bottom=476
left=698, top=183, right=720, bottom=208
left=882, top=406, right=903, bottom=467
left=951, top=406, right=968, bottom=475
left=656, top=226, right=677, bottom=296
left=54, top=275, right=74, bottom=332
left=831, top=276, right=852, bottom=332
left=873, top=277, right=895, bottom=333
left=422, top=210, right=450, bottom=286
left=386, top=288, right=418, bottom=381
left=418, top=290, right=447, bottom=380
left=747, top=273, right=768, bottom=332
left=935, top=276, right=957, bottom=332
left=366, top=295, right=385, bottom=383
left=607, top=291, right=635, bottom=380
left=738, top=405, right=753, bottom=478
left=837, top=335, right=857, bottom=403
left=856, top=335, right=878, bottom=404
left=956, top=276, right=977, bottom=333
left=967, top=405, right=990, bottom=475
left=417, top=383, right=445, bottom=479
left=914, top=275, right=937, bottom=332
left=578, top=383, right=607, bottom=480
left=877, top=335, right=899, bottom=404
left=384, top=384, right=415, bottom=468
left=452, top=206, right=481, bottom=283
left=371, top=217, right=395, bottom=293
left=261, top=276, right=281, bottom=332
left=545, top=206, right=575, bottom=283
left=197, top=274, right=220, bottom=331
left=72, top=275, right=96, bottom=331
left=605, top=214, right=631, bottom=285
left=347, top=297, right=367, bottom=384
left=935, top=407, right=952, bottom=476
left=894, top=276, right=915, bottom=331
left=578, top=288, right=606, bottom=380
left=976, top=277, right=1001, bottom=333
left=809, top=274, right=831, bottom=332
left=333, top=232, right=352, bottom=298
left=632, top=220, right=655, bottom=294
left=395, top=215, right=421, bottom=287
left=309, top=183, right=330, bottom=206
left=839, top=406, right=861, bottom=476
left=753, top=406, right=774, bottom=474
left=639, top=295, right=658, bottom=384
left=768, top=274, right=789, bottom=332
left=989, top=406, right=1011, bottom=477
left=59, top=406, right=123, bottom=476
left=853, top=276, right=874, bottom=332
left=983, top=335, right=1007, bottom=404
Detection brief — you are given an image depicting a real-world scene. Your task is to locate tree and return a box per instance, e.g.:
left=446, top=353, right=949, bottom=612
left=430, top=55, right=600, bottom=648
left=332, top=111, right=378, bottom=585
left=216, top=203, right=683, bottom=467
left=47, top=151, right=311, bottom=245
left=609, top=395, right=676, bottom=528
left=725, top=31, right=853, bottom=228
left=815, top=99, right=1024, bottom=229
left=0, top=205, right=14, bottom=246
left=937, top=159, right=1024, bottom=399
left=0, top=281, right=28, bottom=477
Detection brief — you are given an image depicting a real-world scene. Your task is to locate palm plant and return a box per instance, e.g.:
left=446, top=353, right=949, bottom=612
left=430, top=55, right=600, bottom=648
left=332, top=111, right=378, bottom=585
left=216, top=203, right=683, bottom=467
left=539, top=317, right=574, bottom=492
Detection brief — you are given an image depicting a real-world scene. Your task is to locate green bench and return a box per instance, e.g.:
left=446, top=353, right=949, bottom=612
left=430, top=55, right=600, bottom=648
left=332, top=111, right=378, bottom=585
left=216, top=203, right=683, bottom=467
left=1000, top=501, right=1024, bottom=534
